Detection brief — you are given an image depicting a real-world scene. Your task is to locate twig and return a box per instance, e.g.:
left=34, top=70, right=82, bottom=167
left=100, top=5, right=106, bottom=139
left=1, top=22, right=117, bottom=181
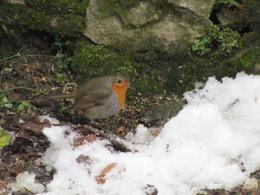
left=0, top=52, right=55, bottom=63
left=225, top=98, right=239, bottom=111
left=0, top=52, right=21, bottom=62
left=7, top=86, right=47, bottom=94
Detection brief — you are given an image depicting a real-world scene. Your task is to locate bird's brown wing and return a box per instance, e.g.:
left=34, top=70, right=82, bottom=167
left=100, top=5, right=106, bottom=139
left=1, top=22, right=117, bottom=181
left=72, top=87, right=113, bottom=110
left=49, top=92, right=75, bottom=99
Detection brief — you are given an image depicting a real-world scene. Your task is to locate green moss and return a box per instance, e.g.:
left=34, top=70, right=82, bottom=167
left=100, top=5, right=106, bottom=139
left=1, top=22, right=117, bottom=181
left=240, top=49, right=260, bottom=67
left=138, top=45, right=246, bottom=97
left=191, top=24, right=241, bottom=56
left=0, top=127, right=12, bottom=147
left=25, top=0, right=89, bottom=15
left=69, top=41, right=164, bottom=98
left=167, top=54, right=245, bottom=96
left=133, top=72, right=163, bottom=96
left=100, top=0, right=138, bottom=15
left=0, top=88, right=13, bottom=109
left=0, top=1, right=86, bottom=37
left=242, top=0, right=260, bottom=41
left=69, top=41, right=137, bottom=76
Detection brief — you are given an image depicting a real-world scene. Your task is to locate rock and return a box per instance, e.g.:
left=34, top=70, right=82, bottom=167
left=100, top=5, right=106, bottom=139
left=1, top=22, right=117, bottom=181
left=150, top=13, right=209, bottom=51
left=83, top=0, right=211, bottom=52
left=168, top=0, right=212, bottom=18
left=3, top=0, right=212, bottom=53
left=7, top=0, right=25, bottom=5
left=216, top=6, right=246, bottom=27
left=121, top=2, right=161, bottom=28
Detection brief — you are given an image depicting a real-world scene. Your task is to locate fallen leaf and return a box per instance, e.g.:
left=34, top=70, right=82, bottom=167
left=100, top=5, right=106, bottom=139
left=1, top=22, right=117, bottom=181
left=73, top=135, right=100, bottom=148
left=95, top=162, right=117, bottom=184
left=21, top=118, right=51, bottom=133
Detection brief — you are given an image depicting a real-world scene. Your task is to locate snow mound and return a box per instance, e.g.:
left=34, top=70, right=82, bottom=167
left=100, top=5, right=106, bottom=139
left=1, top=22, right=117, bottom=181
left=38, top=73, right=260, bottom=195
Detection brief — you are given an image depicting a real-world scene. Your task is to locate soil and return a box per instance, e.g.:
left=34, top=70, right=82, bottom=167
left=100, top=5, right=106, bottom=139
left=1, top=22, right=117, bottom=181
left=0, top=34, right=259, bottom=195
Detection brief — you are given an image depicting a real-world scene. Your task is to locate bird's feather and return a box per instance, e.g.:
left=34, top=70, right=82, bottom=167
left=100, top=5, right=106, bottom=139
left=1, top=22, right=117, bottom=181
left=73, top=87, right=113, bottom=109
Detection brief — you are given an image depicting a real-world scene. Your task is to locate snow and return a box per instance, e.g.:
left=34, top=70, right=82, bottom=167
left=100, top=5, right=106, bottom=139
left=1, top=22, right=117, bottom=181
left=38, top=115, right=60, bottom=125
left=125, top=124, right=159, bottom=144
left=8, top=171, right=45, bottom=193
left=243, top=178, right=259, bottom=191
left=36, top=73, right=260, bottom=195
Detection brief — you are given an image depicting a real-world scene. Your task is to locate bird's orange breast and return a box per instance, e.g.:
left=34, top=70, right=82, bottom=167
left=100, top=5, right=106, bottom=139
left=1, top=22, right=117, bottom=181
left=111, top=86, right=127, bottom=108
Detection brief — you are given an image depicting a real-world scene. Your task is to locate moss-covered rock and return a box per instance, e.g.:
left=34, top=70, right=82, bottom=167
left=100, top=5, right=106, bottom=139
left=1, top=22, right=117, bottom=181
left=0, top=0, right=89, bottom=37
left=68, top=39, right=247, bottom=99
left=69, top=41, right=137, bottom=76
left=100, top=0, right=138, bottom=16
left=25, top=0, right=89, bottom=15
left=239, top=49, right=260, bottom=68
left=83, top=0, right=211, bottom=52
left=167, top=54, right=245, bottom=96
left=69, top=41, right=164, bottom=97
left=0, top=0, right=89, bottom=60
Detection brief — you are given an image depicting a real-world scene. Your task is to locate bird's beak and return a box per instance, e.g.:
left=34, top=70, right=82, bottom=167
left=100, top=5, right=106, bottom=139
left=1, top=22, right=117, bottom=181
left=124, top=81, right=134, bottom=90
left=127, top=83, right=135, bottom=90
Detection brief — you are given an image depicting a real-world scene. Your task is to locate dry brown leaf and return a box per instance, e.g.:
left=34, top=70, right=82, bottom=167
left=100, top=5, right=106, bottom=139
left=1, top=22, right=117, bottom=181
left=73, top=135, right=100, bottom=148
left=40, top=76, right=47, bottom=82
left=95, top=162, right=117, bottom=184
left=21, top=118, right=51, bottom=133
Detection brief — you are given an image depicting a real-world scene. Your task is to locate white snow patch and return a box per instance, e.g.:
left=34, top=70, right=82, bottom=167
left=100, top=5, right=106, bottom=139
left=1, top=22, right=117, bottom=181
left=35, top=73, right=260, bottom=195
left=125, top=124, right=161, bottom=144
left=8, top=171, right=45, bottom=193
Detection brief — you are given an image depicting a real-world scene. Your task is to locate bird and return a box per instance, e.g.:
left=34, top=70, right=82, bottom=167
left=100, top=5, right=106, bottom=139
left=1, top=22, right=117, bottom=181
left=50, top=74, right=130, bottom=119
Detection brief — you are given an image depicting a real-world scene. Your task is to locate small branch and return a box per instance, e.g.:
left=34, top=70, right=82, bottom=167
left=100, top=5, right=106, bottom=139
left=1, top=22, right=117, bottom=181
left=0, top=52, right=21, bottom=62
left=0, top=53, right=55, bottom=63
left=7, top=86, right=47, bottom=95
left=24, top=54, right=55, bottom=58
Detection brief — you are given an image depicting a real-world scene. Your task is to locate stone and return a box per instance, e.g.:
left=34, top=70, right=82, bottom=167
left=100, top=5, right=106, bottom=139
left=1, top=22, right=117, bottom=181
left=7, top=0, right=25, bottom=5
left=83, top=0, right=211, bottom=52
left=120, top=2, right=161, bottom=28
left=168, top=0, right=212, bottom=18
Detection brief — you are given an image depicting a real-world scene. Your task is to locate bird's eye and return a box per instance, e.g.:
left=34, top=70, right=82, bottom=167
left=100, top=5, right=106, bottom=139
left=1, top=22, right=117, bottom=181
left=117, top=79, right=122, bottom=83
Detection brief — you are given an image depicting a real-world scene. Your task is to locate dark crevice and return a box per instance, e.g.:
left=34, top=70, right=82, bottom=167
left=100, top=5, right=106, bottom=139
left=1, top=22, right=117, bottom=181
left=238, top=24, right=252, bottom=34
left=209, top=3, right=253, bottom=35
left=209, top=7, right=220, bottom=25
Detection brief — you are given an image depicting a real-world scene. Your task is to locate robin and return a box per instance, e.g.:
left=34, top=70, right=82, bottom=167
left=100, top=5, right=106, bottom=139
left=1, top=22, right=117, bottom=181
left=51, top=74, right=130, bottom=119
